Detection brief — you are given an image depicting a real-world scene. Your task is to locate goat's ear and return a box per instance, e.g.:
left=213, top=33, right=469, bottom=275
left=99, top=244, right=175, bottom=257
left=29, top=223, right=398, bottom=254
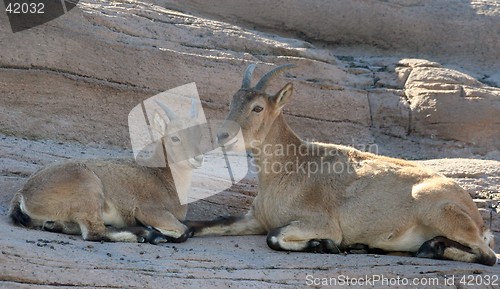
left=272, top=83, right=293, bottom=109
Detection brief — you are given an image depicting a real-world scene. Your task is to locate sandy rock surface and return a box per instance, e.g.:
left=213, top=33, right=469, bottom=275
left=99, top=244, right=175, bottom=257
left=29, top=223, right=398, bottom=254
left=1, top=135, right=500, bottom=288
left=1, top=0, right=500, bottom=287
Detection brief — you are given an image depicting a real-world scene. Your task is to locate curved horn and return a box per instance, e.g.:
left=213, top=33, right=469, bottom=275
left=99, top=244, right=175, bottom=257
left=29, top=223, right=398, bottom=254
left=154, top=100, right=178, bottom=120
left=255, top=64, right=296, bottom=91
left=241, top=63, right=256, bottom=89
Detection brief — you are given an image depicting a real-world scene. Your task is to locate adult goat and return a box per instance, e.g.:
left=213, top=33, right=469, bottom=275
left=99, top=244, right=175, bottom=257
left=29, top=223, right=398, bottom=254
left=187, top=64, right=497, bottom=266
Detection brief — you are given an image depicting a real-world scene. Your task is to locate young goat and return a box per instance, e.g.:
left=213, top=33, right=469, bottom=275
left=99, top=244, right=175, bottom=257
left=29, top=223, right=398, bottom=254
left=9, top=100, right=203, bottom=244
left=187, top=64, right=497, bottom=266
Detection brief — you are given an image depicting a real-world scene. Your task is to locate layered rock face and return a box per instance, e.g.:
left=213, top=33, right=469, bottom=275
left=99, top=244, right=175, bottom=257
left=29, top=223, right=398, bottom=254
left=0, top=0, right=499, bottom=158
left=401, top=60, right=500, bottom=151
left=162, top=0, right=500, bottom=72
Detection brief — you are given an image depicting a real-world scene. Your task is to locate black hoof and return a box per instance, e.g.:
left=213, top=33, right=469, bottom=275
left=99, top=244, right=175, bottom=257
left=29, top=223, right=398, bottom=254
left=125, top=226, right=163, bottom=244
left=416, top=236, right=447, bottom=259
left=307, top=239, right=340, bottom=254
left=42, top=221, right=63, bottom=233
left=165, top=231, right=190, bottom=243
left=345, top=243, right=370, bottom=254
left=147, top=230, right=168, bottom=245
left=266, top=227, right=284, bottom=251
left=141, top=227, right=189, bottom=244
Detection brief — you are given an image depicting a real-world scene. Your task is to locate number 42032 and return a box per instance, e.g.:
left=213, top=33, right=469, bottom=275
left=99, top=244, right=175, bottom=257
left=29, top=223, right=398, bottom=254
left=6, top=2, right=45, bottom=14
left=460, top=274, right=498, bottom=286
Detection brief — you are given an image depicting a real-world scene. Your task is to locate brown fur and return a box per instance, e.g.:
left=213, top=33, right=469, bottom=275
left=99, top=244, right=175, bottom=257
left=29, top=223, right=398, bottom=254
left=187, top=64, right=497, bottom=266
left=9, top=102, right=202, bottom=243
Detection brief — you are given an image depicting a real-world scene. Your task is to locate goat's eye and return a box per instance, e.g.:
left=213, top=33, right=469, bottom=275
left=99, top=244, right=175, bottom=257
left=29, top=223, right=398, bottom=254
left=170, top=136, right=181, bottom=143
left=252, top=106, right=263, bottom=113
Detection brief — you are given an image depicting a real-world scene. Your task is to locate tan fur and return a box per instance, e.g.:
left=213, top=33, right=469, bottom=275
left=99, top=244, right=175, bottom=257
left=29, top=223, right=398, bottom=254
left=9, top=102, right=202, bottom=243
left=192, top=64, right=497, bottom=265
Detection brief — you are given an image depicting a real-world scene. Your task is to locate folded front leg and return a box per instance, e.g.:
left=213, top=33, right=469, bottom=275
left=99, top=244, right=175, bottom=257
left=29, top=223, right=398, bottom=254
left=266, top=220, right=343, bottom=253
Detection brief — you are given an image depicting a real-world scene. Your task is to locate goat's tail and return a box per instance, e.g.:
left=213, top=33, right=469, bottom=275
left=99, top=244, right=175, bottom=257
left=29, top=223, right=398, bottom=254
left=9, top=192, right=32, bottom=227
